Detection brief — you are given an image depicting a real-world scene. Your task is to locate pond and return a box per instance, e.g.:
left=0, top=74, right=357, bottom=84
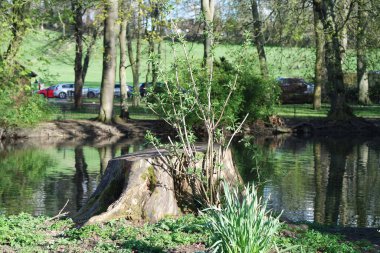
left=0, top=136, right=379, bottom=228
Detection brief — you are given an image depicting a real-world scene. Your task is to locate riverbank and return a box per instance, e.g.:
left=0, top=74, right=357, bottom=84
left=0, top=118, right=173, bottom=143
left=2, top=114, right=380, bottom=143
left=0, top=213, right=377, bottom=253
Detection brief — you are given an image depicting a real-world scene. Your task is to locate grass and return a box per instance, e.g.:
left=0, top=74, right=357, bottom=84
left=47, top=99, right=159, bottom=121
left=19, top=29, right=380, bottom=88
left=275, top=104, right=380, bottom=119
left=46, top=100, right=380, bottom=122
left=0, top=213, right=375, bottom=252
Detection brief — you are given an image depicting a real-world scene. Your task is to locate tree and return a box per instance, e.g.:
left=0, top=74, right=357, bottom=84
left=312, top=0, right=326, bottom=110
left=98, top=0, right=118, bottom=123
left=126, top=0, right=143, bottom=107
left=318, top=0, right=354, bottom=120
left=201, top=0, right=215, bottom=70
left=1, top=0, right=32, bottom=69
left=72, top=0, right=85, bottom=109
left=145, top=0, right=165, bottom=87
left=119, top=0, right=130, bottom=118
left=357, top=0, right=371, bottom=104
left=250, top=0, right=269, bottom=79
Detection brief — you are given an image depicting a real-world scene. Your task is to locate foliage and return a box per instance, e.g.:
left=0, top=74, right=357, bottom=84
left=0, top=86, right=56, bottom=127
left=205, top=183, right=281, bottom=253
left=0, top=213, right=375, bottom=252
left=148, top=56, right=279, bottom=125
left=275, top=224, right=362, bottom=253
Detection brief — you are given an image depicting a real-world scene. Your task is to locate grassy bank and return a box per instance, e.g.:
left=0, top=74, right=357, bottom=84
left=275, top=104, right=380, bottom=118
left=45, top=99, right=380, bottom=121
left=19, top=30, right=380, bottom=88
left=0, top=213, right=375, bottom=253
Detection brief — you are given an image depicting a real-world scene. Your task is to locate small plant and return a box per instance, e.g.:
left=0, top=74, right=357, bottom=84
left=205, top=182, right=281, bottom=253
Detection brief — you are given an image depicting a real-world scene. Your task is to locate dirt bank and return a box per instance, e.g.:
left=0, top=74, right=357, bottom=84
left=0, top=118, right=174, bottom=143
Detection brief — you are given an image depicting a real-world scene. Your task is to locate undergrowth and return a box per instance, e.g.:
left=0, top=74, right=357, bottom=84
left=0, top=213, right=375, bottom=252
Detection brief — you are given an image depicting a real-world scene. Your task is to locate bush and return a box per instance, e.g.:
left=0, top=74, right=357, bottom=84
left=0, top=87, right=55, bottom=127
left=205, top=183, right=281, bottom=253
left=149, top=57, right=279, bottom=127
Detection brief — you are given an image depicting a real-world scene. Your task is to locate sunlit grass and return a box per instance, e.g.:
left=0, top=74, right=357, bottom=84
left=48, top=100, right=160, bottom=121
left=275, top=104, right=380, bottom=119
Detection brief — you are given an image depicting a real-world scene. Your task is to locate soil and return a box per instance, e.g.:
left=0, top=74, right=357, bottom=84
left=0, top=118, right=174, bottom=144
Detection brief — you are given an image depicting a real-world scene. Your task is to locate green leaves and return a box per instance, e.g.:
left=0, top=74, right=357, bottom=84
left=205, top=183, right=281, bottom=253
left=0, top=87, right=56, bottom=128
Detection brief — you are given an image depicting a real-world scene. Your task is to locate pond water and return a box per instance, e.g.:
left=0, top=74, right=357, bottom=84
left=0, top=136, right=379, bottom=228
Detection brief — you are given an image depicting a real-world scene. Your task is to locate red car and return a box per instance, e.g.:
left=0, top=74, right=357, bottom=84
left=37, top=85, right=56, bottom=98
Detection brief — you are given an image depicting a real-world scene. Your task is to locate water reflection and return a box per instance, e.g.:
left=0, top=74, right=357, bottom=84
left=234, top=136, right=380, bottom=228
left=1, top=136, right=379, bottom=228
left=0, top=138, right=144, bottom=216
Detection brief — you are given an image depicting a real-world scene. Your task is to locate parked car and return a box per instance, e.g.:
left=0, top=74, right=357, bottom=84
left=139, top=82, right=165, bottom=97
left=277, top=77, right=314, bottom=104
left=37, top=85, right=56, bottom=98
left=53, top=83, right=100, bottom=99
left=114, top=84, right=133, bottom=97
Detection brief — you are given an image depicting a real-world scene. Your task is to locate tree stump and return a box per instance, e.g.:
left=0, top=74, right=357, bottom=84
left=73, top=148, right=240, bottom=225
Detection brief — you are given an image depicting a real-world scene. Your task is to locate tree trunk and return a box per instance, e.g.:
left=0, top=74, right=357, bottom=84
left=357, top=0, right=371, bottom=105
left=321, top=0, right=354, bottom=120
left=82, top=26, right=100, bottom=82
left=201, top=0, right=215, bottom=70
left=313, top=0, right=326, bottom=110
left=126, top=2, right=142, bottom=107
left=250, top=0, right=269, bottom=79
left=119, top=0, right=130, bottom=119
left=98, top=0, right=118, bottom=123
left=72, top=0, right=84, bottom=109
left=338, top=0, right=349, bottom=66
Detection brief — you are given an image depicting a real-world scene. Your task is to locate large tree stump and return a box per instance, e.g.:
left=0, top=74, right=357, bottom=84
left=73, top=148, right=240, bottom=225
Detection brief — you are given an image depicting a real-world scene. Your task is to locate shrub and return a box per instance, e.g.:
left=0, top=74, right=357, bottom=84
left=205, top=183, right=281, bottom=253
left=0, top=87, right=55, bottom=127
left=149, top=57, right=279, bottom=127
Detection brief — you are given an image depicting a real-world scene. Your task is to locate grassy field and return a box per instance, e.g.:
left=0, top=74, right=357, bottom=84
left=18, top=29, right=380, bottom=88
left=276, top=104, right=380, bottom=118
left=45, top=99, right=380, bottom=121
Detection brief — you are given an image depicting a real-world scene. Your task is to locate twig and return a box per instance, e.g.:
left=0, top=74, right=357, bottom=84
left=46, top=199, right=70, bottom=222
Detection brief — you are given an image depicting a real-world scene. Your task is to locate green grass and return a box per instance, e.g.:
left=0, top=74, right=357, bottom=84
left=45, top=100, right=380, bottom=121
left=47, top=99, right=159, bottom=120
left=275, top=104, right=380, bottom=119
left=0, top=213, right=375, bottom=252
left=18, top=30, right=380, bottom=88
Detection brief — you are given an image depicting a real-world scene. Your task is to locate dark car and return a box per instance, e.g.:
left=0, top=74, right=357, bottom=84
left=139, top=82, right=166, bottom=97
left=277, top=78, right=314, bottom=104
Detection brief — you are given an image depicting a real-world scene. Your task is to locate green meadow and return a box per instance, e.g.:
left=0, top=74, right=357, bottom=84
left=18, top=29, right=380, bottom=88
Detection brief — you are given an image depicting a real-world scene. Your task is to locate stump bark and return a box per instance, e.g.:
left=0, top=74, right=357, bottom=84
left=73, top=148, right=240, bottom=225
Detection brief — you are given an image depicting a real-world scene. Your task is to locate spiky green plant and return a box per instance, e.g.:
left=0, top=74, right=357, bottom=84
left=205, top=183, right=281, bottom=253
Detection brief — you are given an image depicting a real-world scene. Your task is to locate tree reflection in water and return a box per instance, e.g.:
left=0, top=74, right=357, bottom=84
left=234, top=136, right=380, bottom=228
left=74, top=146, right=89, bottom=210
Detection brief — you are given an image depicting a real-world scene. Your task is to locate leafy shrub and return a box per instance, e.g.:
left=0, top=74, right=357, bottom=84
left=205, top=183, right=281, bottom=253
left=148, top=57, right=279, bottom=127
left=0, top=87, right=55, bottom=127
